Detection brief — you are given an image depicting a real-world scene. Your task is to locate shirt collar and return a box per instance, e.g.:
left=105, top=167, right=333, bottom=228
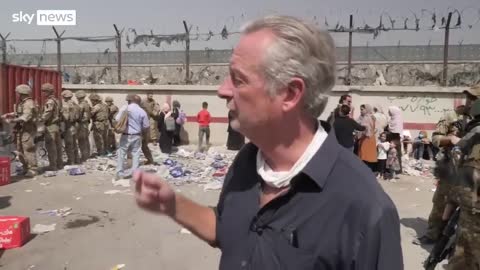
left=301, top=121, right=340, bottom=188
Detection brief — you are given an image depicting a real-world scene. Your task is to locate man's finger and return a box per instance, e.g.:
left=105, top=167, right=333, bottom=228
left=140, top=172, right=163, bottom=189
left=134, top=170, right=143, bottom=194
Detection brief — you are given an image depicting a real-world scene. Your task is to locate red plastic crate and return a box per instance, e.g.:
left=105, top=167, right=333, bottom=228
left=0, top=216, right=31, bottom=249
left=0, top=157, right=10, bottom=186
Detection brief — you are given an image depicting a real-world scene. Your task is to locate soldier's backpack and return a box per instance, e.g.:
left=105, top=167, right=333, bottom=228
left=114, top=107, right=129, bottom=134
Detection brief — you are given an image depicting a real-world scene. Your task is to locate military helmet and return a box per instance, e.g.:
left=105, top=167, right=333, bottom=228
left=470, top=99, right=480, bottom=117
left=41, top=83, right=54, bottom=92
left=75, top=90, right=87, bottom=99
left=89, top=93, right=101, bottom=101
left=464, top=84, right=480, bottom=98
left=105, top=96, right=113, bottom=102
left=15, top=84, right=32, bottom=95
left=61, top=90, right=73, bottom=98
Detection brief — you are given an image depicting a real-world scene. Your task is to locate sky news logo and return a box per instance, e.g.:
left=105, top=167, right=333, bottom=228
left=12, top=10, right=76, bottom=25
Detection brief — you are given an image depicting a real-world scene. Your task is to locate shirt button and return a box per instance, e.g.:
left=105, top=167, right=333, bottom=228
left=241, top=260, right=248, bottom=267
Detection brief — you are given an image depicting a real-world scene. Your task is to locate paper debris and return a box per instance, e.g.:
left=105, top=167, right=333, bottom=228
left=112, top=179, right=130, bottom=188
left=180, top=228, right=192, bottom=234
left=32, top=223, right=56, bottom=234
left=104, top=190, right=129, bottom=195
left=111, top=264, right=126, bottom=270
left=25, top=189, right=33, bottom=193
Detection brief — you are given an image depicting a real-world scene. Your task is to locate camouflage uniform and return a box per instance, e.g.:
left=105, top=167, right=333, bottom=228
left=105, top=96, right=118, bottom=153
left=421, top=111, right=462, bottom=241
left=39, top=83, right=63, bottom=170
left=61, top=90, right=80, bottom=165
left=11, top=85, right=38, bottom=177
left=142, top=96, right=159, bottom=143
left=76, top=90, right=91, bottom=162
left=447, top=97, right=480, bottom=270
left=89, top=94, right=109, bottom=156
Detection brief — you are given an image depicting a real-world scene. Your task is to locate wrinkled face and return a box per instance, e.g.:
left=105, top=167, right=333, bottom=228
left=217, top=30, right=287, bottom=137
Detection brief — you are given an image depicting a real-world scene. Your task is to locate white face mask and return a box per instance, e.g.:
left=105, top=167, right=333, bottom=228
left=256, top=122, right=328, bottom=188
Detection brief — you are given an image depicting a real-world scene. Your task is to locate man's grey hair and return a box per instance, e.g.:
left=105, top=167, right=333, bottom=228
left=242, top=15, right=337, bottom=118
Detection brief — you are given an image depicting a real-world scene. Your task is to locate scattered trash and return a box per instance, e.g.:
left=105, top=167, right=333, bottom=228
left=32, top=223, right=56, bottom=234
left=38, top=207, right=72, bottom=217
left=163, top=159, right=177, bottom=167
left=111, top=264, right=126, bottom=270
left=75, top=197, right=82, bottom=200
left=39, top=182, right=50, bottom=186
left=104, top=190, right=128, bottom=195
left=112, top=179, right=130, bottom=188
left=25, top=190, right=33, bottom=193
left=170, top=166, right=184, bottom=178
left=415, top=188, right=421, bottom=192
left=179, top=228, right=192, bottom=234
left=203, top=180, right=223, bottom=191
left=139, top=165, right=157, bottom=173
left=194, top=152, right=206, bottom=160
left=43, top=171, right=57, bottom=177
left=68, top=167, right=86, bottom=176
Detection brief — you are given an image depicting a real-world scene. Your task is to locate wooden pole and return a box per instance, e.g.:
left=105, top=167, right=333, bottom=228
left=442, top=12, right=453, bottom=86
left=183, top=20, right=191, bottom=84
left=113, top=24, right=122, bottom=83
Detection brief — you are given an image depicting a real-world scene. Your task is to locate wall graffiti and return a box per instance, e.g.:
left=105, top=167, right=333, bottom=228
left=386, top=95, right=451, bottom=116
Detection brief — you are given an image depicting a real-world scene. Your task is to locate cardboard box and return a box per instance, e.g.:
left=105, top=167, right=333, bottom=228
left=0, top=157, right=11, bottom=186
left=0, top=216, right=31, bottom=249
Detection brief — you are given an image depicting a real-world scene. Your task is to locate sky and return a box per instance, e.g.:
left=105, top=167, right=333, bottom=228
left=1, top=0, right=480, bottom=53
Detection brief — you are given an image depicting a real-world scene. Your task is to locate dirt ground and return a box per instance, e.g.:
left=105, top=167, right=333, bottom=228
left=0, top=166, right=446, bottom=270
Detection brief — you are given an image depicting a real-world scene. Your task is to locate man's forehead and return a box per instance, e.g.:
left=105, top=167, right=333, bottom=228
left=231, top=30, right=276, bottom=67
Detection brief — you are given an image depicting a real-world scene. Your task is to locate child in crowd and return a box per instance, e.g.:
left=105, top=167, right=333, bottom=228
left=376, top=132, right=390, bottom=180
left=386, top=140, right=401, bottom=180
left=196, top=101, right=211, bottom=152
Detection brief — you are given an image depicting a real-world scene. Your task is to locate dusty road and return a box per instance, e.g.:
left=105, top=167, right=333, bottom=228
left=0, top=159, right=445, bottom=270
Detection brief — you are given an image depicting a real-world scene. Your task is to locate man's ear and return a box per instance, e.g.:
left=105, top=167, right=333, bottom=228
left=281, top=78, right=305, bottom=112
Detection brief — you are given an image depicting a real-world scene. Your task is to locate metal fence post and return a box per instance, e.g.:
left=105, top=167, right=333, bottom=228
left=443, top=12, right=453, bottom=86
left=347, top=15, right=353, bottom=85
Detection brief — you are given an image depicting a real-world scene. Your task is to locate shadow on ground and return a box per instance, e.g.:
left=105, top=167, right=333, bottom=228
left=0, top=196, right=12, bottom=209
left=401, top=217, right=434, bottom=254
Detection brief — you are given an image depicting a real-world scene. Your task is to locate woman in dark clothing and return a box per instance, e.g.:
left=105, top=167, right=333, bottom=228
left=226, top=110, right=245, bottom=150
left=333, top=105, right=366, bottom=151
left=171, top=100, right=182, bottom=146
left=157, top=103, right=174, bottom=154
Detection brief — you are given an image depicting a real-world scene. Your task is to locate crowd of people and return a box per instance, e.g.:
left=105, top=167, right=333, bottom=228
left=329, top=94, right=404, bottom=180
left=1, top=84, right=245, bottom=179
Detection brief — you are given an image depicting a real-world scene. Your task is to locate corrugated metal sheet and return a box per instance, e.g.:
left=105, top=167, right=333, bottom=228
left=0, top=64, right=62, bottom=114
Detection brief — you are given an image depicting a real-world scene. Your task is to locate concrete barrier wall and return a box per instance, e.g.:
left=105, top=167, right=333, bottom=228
left=63, top=84, right=467, bottom=145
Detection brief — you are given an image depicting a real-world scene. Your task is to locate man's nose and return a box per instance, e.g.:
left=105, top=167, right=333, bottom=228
left=217, top=77, right=233, bottom=99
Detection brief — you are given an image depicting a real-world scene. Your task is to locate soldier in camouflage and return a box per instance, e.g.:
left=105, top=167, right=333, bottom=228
left=61, top=90, right=81, bottom=165
left=75, top=90, right=91, bottom=162
left=39, top=83, right=63, bottom=170
left=447, top=97, right=480, bottom=269
left=105, top=96, right=118, bottom=153
left=89, top=94, right=109, bottom=156
left=142, top=93, right=159, bottom=143
left=415, top=89, right=476, bottom=245
left=4, top=84, right=39, bottom=177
